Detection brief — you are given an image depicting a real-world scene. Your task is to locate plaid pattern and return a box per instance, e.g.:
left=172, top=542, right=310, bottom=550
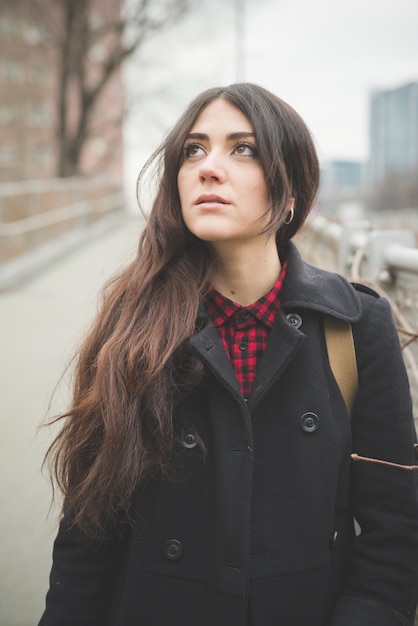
left=205, top=262, right=287, bottom=398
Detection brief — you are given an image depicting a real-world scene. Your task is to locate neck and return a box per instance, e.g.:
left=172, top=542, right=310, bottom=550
left=209, top=236, right=281, bottom=306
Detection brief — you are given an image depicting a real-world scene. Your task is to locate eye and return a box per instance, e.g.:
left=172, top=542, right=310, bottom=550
left=183, top=143, right=205, bottom=159
left=233, top=143, right=257, bottom=157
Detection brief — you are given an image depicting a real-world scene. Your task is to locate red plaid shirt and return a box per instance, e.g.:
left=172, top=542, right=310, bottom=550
left=205, top=263, right=287, bottom=398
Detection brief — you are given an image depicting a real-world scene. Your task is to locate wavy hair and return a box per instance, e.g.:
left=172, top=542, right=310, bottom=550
left=45, top=83, right=319, bottom=536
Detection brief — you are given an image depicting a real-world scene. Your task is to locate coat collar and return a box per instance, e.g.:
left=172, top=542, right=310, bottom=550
left=189, top=242, right=363, bottom=406
left=280, top=242, right=362, bottom=323
left=194, top=242, right=363, bottom=326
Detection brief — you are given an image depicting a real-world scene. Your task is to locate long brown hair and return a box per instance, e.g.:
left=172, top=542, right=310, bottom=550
left=45, top=83, right=319, bottom=536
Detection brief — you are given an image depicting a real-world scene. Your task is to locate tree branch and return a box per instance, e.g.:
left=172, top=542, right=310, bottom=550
left=32, top=0, right=191, bottom=176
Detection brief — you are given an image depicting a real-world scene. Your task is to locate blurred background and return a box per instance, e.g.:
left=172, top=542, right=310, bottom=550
left=0, top=0, right=417, bottom=624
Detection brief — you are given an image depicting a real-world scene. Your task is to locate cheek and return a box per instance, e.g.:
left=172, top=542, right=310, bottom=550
left=177, top=169, right=191, bottom=202
left=239, top=167, right=267, bottom=195
left=255, top=175, right=270, bottom=206
left=177, top=176, right=191, bottom=225
left=177, top=173, right=184, bottom=204
left=243, top=177, right=269, bottom=205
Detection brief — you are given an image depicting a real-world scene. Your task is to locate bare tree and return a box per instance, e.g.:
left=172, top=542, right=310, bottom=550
left=31, top=0, right=190, bottom=177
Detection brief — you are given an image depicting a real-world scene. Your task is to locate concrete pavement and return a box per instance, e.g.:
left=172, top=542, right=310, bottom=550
left=0, top=215, right=143, bottom=626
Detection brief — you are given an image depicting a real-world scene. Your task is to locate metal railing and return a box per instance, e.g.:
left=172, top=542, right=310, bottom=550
left=297, top=214, right=418, bottom=431
left=0, top=186, right=125, bottom=290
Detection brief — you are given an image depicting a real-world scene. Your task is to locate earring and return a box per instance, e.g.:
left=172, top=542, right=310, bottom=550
left=284, top=207, right=294, bottom=225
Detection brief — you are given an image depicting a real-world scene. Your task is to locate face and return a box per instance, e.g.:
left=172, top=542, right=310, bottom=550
left=177, top=99, right=271, bottom=250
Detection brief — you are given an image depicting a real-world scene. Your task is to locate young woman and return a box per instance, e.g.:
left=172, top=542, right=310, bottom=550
left=39, top=83, right=418, bottom=626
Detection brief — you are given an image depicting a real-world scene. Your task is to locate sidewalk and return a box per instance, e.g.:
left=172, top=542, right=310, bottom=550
left=0, top=215, right=142, bottom=626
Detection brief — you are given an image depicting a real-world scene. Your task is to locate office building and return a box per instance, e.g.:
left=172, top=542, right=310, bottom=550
left=320, top=159, right=365, bottom=215
left=369, top=81, right=418, bottom=183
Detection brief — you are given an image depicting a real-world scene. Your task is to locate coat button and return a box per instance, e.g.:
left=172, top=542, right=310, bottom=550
left=163, top=539, right=183, bottom=561
left=330, top=530, right=338, bottom=549
left=286, top=313, right=302, bottom=328
left=182, top=432, right=198, bottom=449
left=239, top=341, right=248, bottom=351
left=300, top=412, right=320, bottom=433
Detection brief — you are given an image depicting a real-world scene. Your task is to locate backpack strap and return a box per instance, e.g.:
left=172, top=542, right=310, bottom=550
left=323, top=316, right=358, bottom=418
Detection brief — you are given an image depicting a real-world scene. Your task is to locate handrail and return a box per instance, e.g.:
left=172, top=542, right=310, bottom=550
left=0, top=177, right=117, bottom=196
left=384, top=243, right=418, bottom=272
left=0, top=192, right=124, bottom=238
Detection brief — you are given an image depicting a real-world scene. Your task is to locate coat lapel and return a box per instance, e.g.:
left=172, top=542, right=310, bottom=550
left=188, top=322, right=243, bottom=402
left=189, top=243, right=363, bottom=408
left=248, top=310, right=305, bottom=408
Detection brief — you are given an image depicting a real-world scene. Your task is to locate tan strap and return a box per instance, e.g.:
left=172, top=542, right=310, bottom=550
left=323, top=316, right=358, bottom=418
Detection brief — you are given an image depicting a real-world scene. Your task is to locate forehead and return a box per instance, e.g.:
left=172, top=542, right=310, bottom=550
left=189, top=99, right=253, bottom=134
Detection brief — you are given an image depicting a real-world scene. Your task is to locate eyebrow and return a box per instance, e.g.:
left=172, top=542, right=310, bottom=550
left=185, top=131, right=256, bottom=141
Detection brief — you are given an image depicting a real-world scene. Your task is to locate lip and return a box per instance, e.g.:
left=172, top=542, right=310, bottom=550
left=195, top=194, right=230, bottom=206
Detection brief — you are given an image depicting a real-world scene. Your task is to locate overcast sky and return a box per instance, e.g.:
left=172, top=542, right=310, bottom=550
left=124, top=0, right=418, bottom=204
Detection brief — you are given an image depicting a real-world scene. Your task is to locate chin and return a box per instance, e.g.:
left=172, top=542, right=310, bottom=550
left=187, top=225, right=233, bottom=243
left=195, top=229, right=237, bottom=243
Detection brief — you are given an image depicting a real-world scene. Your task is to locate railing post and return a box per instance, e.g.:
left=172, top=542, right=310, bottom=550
left=338, top=221, right=371, bottom=275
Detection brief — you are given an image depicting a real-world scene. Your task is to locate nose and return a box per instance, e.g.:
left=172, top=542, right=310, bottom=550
left=199, top=154, right=226, bottom=183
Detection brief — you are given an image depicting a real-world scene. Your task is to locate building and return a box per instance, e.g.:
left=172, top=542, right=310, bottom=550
left=0, top=1, right=124, bottom=183
left=319, top=159, right=365, bottom=216
left=369, top=81, right=418, bottom=183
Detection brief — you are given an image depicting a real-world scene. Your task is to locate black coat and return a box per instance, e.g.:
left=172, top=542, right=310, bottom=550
left=39, top=244, right=418, bottom=626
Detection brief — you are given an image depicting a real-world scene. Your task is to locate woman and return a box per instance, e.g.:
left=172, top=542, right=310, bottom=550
left=39, top=83, right=418, bottom=625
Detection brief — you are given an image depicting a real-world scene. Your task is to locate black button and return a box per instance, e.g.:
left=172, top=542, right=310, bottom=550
left=300, top=412, right=320, bottom=433
left=286, top=313, right=302, bottom=328
left=330, top=530, right=338, bottom=549
left=239, top=341, right=248, bottom=351
left=182, top=432, right=197, bottom=449
left=163, top=539, right=183, bottom=561
left=240, top=311, right=251, bottom=321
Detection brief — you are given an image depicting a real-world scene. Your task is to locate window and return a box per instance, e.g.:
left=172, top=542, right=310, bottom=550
left=25, top=24, right=44, bottom=45
left=27, top=103, right=51, bottom=127
left=32, top=144, right=53, bottom=166
left=0, top=17, right=19, bottom=40
left=30, top=65, right=50, bottom=85
left=0, top=61, right=24, bottom=84
left=0, top=144, right=18, bottom=165
left=0, top=103, right=23, bottom=124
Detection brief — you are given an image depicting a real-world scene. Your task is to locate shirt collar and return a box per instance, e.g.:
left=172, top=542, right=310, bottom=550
left=205, top=261, right=287, bottom=329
